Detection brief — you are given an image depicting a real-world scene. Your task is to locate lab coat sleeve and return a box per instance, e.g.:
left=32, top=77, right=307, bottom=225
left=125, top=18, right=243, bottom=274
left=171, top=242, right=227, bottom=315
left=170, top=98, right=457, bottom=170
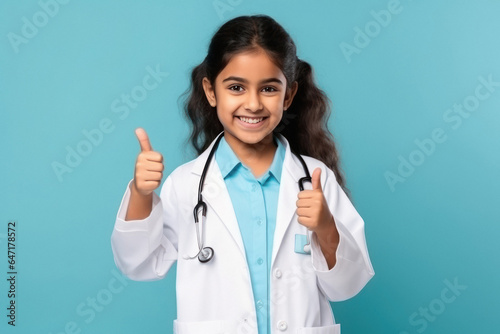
left=111, top=176, right=178, bottom=281
left=310, top=166, right=375, bottom=302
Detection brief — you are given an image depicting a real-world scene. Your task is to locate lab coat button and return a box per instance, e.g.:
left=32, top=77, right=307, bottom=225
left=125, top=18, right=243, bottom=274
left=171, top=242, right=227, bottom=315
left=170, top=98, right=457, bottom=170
left=257, top=258, right=263, bottom=265
left=251, top=184, right=257, bottom=191
left=277, top=320, right=288, bottom=331
left=274, top=269, right=282, bottom=279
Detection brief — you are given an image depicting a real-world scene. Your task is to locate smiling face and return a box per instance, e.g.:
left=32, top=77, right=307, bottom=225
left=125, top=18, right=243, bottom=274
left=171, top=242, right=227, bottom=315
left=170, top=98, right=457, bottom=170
left=202, top=48, right=297, bottom=154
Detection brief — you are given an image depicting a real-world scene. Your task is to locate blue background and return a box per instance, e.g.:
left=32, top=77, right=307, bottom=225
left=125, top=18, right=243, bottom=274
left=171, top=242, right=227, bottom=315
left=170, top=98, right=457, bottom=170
left=1, top=0, right=499, bottom=333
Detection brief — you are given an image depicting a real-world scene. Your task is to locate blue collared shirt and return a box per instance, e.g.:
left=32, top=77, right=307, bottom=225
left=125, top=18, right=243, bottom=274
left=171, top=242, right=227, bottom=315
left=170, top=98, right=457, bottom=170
left=215, top=134, right=286, bottom=334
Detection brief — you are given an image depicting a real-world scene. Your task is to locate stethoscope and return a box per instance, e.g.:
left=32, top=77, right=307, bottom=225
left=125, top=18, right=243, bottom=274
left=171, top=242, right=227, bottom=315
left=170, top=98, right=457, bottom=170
left=184, top=132, right=312, bottom=263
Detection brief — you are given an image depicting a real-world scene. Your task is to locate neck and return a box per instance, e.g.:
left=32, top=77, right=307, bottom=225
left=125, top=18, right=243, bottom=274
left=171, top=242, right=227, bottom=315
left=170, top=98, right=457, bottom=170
left=224, top=133, right=277, bottom=172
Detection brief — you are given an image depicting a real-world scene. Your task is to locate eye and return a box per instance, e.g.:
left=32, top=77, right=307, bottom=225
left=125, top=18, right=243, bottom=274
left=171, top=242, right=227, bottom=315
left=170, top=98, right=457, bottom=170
left=262, top=86, right=278, bottom=93
left=228, top=85, right=244, bottom=92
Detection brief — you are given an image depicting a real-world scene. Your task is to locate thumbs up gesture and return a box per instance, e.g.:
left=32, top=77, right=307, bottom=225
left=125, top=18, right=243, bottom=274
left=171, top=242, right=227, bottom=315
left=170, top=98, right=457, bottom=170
left=296, top=168, right=336, bottom=233
left=132, top=128, right=164, bottom=196
left=296, top=167, right=339, bottom=268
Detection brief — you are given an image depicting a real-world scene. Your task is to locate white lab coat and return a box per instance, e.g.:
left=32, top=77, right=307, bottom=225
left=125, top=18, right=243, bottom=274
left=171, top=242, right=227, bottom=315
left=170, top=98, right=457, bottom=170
left=111, top=133, right=374, bottom=334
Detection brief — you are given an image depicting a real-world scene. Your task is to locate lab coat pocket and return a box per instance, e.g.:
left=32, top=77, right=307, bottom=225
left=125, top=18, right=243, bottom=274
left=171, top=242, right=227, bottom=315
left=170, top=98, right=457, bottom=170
left=173, top=319, right=229, bottom=334
left=298, top=324, right=340, bottom=334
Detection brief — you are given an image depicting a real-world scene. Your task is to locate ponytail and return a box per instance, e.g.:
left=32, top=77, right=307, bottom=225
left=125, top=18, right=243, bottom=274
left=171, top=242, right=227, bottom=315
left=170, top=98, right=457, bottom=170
left=276, top=59, right=349, bottom=196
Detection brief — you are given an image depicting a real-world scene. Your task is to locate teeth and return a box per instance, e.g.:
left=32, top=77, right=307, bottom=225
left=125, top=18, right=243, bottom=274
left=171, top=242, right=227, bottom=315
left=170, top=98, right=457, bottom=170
left=239, top=117, right=264, bottom=124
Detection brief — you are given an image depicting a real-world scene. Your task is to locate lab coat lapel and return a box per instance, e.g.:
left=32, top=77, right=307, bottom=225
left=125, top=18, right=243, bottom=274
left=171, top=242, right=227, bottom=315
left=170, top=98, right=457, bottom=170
left=272, top=134, right=307, bottom=267
left=190, top=133, right=306, bottom=266
left=190, top=133, right=246, bottom=259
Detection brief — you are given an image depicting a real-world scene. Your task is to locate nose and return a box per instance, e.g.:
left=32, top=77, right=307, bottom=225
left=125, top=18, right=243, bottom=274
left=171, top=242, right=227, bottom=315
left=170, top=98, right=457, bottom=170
left=244, top=90, right=263, bottom=112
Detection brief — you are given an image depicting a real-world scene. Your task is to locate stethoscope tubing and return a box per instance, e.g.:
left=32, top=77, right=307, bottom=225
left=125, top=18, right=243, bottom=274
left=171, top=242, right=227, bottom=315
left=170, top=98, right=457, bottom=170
left=186, top=132, right=312, bottom=263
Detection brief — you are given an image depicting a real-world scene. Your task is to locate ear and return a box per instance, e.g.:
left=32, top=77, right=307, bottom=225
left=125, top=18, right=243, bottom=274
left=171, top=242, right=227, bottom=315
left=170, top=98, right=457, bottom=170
left=202, top=77, right=217, bottom=107
left=283, top=81, right=298, bottom=111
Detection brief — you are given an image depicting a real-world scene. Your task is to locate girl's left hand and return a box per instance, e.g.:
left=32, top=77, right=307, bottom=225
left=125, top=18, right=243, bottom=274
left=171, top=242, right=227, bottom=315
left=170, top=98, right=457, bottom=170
left=296, top=168, right=335, bottom=233
left=296, top=168, right=340, bottom=267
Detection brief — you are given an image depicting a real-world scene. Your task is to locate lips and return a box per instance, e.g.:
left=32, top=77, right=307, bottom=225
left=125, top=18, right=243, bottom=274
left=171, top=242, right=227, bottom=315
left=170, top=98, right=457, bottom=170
left=237, top=116, right=266, bottom=124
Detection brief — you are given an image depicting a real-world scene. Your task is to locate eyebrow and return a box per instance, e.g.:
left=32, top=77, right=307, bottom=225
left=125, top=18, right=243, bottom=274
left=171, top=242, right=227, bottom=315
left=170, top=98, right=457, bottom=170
left=221, top=76, right=283, bottom=85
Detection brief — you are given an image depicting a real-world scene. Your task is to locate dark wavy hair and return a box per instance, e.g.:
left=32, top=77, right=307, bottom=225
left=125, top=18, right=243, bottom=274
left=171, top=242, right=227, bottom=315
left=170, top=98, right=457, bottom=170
left=181, top=15, right=349, bottom=194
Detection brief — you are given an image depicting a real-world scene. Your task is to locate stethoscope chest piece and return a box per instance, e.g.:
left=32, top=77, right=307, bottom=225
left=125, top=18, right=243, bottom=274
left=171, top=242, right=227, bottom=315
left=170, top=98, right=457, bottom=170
left=185, top=133, right=225, bottom=264
left=198, top=246, right=214, bottom=263
left=186, top=132, right=313, bottom=263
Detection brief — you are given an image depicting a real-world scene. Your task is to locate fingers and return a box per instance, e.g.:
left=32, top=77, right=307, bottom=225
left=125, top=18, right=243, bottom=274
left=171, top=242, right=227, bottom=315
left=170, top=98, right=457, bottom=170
left=135, top=155, right=164, bottom=178
left=138, top=150, right=164, bottom=164
left=296, top=207, right=313, bottom=218
left=296, top=168, right=327, bottom=230
left=296, top=197, right=318, bottom=208
left=133, top=128, right=164, bottom=196
left=133, top=179, right=162, bottom=196
left=134, top=161, right=163, bottom=196
left=298, top=168, right=322, bottom=198
left=311, top=168, right=322, bottom=190
left=297, top=189, right=323, bottom=202
left=137, top=169, right=163, bottom=181
left=135, top=127, right=152, bottom=152
left=297, top=215, right=314, bottom=226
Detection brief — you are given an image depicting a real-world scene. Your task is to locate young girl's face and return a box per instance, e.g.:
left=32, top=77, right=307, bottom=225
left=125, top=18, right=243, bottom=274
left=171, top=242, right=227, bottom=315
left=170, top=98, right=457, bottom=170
left=203, top=48, right=297, bottom=149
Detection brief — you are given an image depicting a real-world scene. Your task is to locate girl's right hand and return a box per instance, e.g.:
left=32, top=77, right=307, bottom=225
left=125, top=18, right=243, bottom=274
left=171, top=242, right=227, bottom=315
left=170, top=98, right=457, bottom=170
left=132, top=128, right=164, bottom=197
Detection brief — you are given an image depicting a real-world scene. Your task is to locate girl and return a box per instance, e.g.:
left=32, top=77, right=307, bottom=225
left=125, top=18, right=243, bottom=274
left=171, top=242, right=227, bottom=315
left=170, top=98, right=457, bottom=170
left=112, top=15, right=374, bottom=334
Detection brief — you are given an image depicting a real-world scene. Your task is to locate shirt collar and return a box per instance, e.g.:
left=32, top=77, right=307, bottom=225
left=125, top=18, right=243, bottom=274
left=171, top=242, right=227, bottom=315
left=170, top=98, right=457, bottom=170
left=215, top=136, right=241, bottom=179
left=215, top=134, right=285, bottom=183
left=267, top=136, right=285, bottom=183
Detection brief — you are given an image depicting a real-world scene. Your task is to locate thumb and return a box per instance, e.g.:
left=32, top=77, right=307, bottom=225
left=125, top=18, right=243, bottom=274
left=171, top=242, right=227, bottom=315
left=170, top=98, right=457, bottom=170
left=135, top=127, right=152, bottom=151
left=311, top=168, right=322, bottom=190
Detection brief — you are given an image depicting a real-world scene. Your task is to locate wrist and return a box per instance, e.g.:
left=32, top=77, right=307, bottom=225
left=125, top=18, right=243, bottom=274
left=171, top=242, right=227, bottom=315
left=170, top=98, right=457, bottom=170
left=312, top=215, right=335, bottom=234
left=314, top=216, right=339, bottom=244
left=131, top=179, right=153, bottom=199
